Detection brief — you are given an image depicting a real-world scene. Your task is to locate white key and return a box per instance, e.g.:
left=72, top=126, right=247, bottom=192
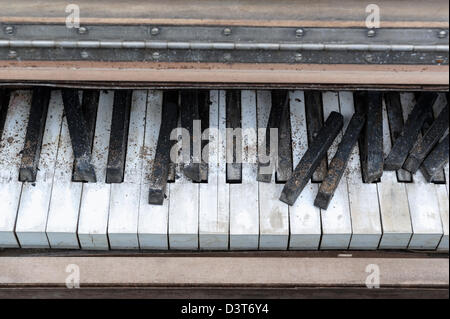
left=199, top=90, right=229, bottom=250
left=108, top=90, right=147, bottom=249
left=400, top=93, right=443, bottom=249
left=320, top=92, right=353, bottom=249
left=46, top=114, right=83, bottom=248
left=230, top=90, right=259, bottom=250
left=288, top=91, right=321, bottom=250
left=256, top=91, right=289, bottom=250
left=0, top=91, right=31, bottom=247
left=15, top=91, right=64, bottom=248
left=378, top=97, right=412, bottom=249
left=138, top=91, right=169, bottom=249
left=78, top=91, right=114, bottom=250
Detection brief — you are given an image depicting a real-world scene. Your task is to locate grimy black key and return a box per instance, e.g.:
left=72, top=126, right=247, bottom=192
left=384, top=92, right=412, bottom=182
left=384, top=92, right=437, bottom=171
left=421, top=134, right=449, bottom=183
left=72, top=90, right=99, bottom=182
left=62, top=89, right=96, bottom=183
left=257, top=90, right=285, bottom=183
left=106, top=90, right=132, bottom=183
left=148, top=91, right=179, bottom=205
left=199, top=91, right=210, bottom=182
left=314, top=112, right=366, bottom=210
left=0, top=89, right=10, bottom=141
left=280, top=111, right=343, bottom=206
left=276, top=91, right=293, bottom=183
left=305, top=91, right=327, bottom=182
left=404, top=104, right=449, bottom=173
left=354, top=91, right=383, bottom=183
left=19, top=87, right=51, bottom=182
left=226, top=90, right=242, bottom=183
left=181, top=90, right=208, bottom=182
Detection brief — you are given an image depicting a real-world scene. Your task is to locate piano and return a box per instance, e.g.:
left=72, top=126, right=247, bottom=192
left=0, top=0, right=448, bottom=299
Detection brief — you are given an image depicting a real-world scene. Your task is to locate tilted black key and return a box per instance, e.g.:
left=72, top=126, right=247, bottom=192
left=384, top=92, right=437, bottom=171
left=106, top=90, right=132, bottom=183
left=305, top=91, right=327, bottom=182
left=72, top=90, right=99, bottom=182
left=0, top=89, right=10, bottom=141
left=384, top=92, right=412, bottom=182
left=314, top=112, right=366, bottom=210
left=148, top=91, right=179, bottom=205
left=19, top=88, right=51, bottom=182
left=280, top=111, right=343, bottom=206
left=421, top=134, right=449, bottom=183
left=354, top=91, right=383, bottom=183
left=226, top=90, right=242, bottom=183
left=404, top=104, right=449, bottom=173
left=276, top=91, right=293, bottom=183
left=62, top=89, right=96, bottom=183
left=257, top=91, right=285, bottom=183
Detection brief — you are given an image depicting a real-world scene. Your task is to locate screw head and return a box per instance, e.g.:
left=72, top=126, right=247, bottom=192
left=80, top=51, right=89, bottom=59
left=4, top=26, right=15, bottom=35
left=8, top=50, right=17, bottom=59
left=223, top=53, right=232, bottom=61
left=367, top=29, right=377, bottom=37
left=223, top=28, right=232, bottom=36
left=294, top=53, right=303, bottom=62
left=295, top=29, right=304, bottom=37
left=150, top=27, right=160, bottom=36
left=435, top=56, right=445, bottom=64
left=438, top=30, right=448, bottom=39
left=77, top=26, right=88, bottom=35
left=365, top=54, right=375, bottom=63
left=152, top=52, right=160, bottom=60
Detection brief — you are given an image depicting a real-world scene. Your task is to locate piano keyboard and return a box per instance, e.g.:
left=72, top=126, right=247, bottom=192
left=0, top=88, right=448, bottom=251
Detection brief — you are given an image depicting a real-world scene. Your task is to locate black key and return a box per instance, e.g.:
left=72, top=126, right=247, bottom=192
left=72, top=90, right=99, bottom=182
left=354, top=91, right=383, bottom=183
left=404, top=104, right=449, bottom=173
left=280, top=111, right=343, bottom=206
left=181, top=90, right=208, bottom=182
left=384, top=92, right=412, bottom=182
left=226, top=90, right=242, bottom=183
left=314, top=112, right=366, bottom=210
left=148, top=91, right=179, bottom=205
left=305, top=91, right=327, bottom=182
left=257, top=91, right=285, bottom=183
left=421, top=134, right=449, bottom=183
left=62, top=89, right=96, bottom=183
left=106, top=90, right=132, bottom=183
left=0, top=89, right=10, bottom=141
left=19, top=88, right=51, bottom=182
left=384, top=92, right=437, bottom=171
left=199, top=91, right=210, bottom=182
left=276, top=91, right=293, bottom=183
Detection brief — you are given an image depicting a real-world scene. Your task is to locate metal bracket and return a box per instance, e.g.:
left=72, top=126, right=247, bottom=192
left=0, top=24, right=448, bottom=65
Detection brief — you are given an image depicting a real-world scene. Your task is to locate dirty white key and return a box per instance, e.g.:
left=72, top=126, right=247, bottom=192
left=108, top=90, right=147, bottom=249
left=0, top=91, right=31, bottom=247
left=400, top=93, right=443, bottom=249
left=257, top=91, right=289, bottom=250
left=230, top=90, right=259, bottom=250
left=320, top=92, right=353, bottom=249
left=15, top=91, right=64, bottom=248
left=199, top=90, right=229, bottom=250
left=378, top=97, right=412, bottom=249
left=288, top=91, right=321, bottom=250
left=78, top=91, right=114, bottom=250
left=138, top=91, right=169, bottom=249
left=46, top=113, right=83, bottom=248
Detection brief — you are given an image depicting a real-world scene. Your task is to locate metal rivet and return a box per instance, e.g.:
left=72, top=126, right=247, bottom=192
left=223, top=28, right=232, bottom=36
left=294, top=53, right=303, bottom=62
left=365, top=54, right=374, bottom=63
left=152, top=52, right=160, bottom=60
left=367, top=29, right=376, bottom=37
left=4, top=26, right=15, bottom=35
left=438, top=30, right=448, bottom=39
left=78, top=26, right=88, bottom=35
left=80, top=51, right=89, bottom=59
left=435, top=56, right=445, bottom=64
left=151, top=27, right=160, bottom=36
left=223, top=53, right=232, bottom=61
left=8, top=50, right=17, bottom=59
left=295, top=29, right=305, bottom=38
